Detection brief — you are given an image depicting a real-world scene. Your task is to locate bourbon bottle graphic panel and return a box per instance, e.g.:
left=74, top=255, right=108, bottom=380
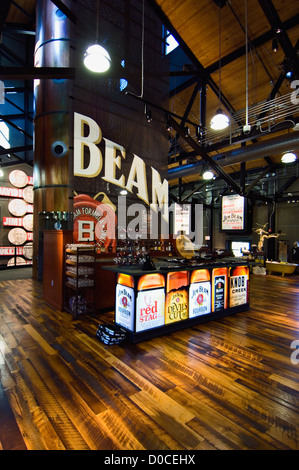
left=189, top=269, right=211, bottom=317
left=165, top=271, right=189, bottom=324
left=115, top=274, right=135, bottom=331
left=136, top=274, right=165, bottom=332
left=212, top=267, right=228, bottom=312
left=229, top=265, right=249, bottom=307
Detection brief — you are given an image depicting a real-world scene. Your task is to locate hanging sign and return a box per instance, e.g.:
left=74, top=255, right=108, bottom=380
left=221, top=194, right=245, bottom=230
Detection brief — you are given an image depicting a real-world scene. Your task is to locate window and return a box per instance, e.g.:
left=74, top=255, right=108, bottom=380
left=163, top=28, right=179, bottom=55
left=0, top=121, right=9, bottom=149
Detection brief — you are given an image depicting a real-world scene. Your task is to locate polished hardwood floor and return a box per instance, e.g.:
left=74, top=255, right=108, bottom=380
left=0, top=272, right=298, bottom=450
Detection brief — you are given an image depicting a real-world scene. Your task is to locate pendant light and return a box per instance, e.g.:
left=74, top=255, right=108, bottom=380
left=243, top=0, right=251, bottom=135
left=83, top=0, right=111, bottom=73
left=281, top=152, right=296, bottom=163
left=202, top=170, right=214, bottom=180
left=210, top=3, right=229, bottom=130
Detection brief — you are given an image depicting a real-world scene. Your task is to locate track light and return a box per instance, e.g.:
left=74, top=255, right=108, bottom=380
left=272, top=38, right=278, bottom=52
left=145, top=105, right=152, bottom=122
left=165, top=113, right=172, bottom=131
left=196, top=126, right=202, bottom=142
left=184, top=126, right=190, bottom=137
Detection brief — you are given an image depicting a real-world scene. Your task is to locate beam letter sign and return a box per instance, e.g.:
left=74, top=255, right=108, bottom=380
left=73, top=112, right=169, bottom=222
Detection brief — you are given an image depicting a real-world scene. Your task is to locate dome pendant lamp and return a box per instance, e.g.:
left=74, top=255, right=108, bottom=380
left=83, top=0, right=111, bottom=73
left=210, top=3, right=229, bottom=130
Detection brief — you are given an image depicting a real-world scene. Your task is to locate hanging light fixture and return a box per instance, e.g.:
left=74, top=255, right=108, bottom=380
left=281, top=152, right=296, bottom=163
left=202, top=170, right=214, bottom=180
left=210, top=3, right=229, bottom=130
left=83, top=0, right=111, bottom=73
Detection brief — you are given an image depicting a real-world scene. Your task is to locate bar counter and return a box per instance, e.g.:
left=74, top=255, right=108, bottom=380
left=103, top=258, right=251, bottom=343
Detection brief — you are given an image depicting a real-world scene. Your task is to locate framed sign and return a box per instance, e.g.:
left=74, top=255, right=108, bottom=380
left=221, top=194, right=247, bottom=232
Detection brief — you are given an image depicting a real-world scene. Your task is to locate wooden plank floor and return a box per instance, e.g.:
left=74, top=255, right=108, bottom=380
left=0, top=273, right=298, bottom=450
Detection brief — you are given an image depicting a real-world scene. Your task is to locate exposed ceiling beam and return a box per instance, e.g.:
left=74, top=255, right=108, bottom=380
left=0, top=43, right=27, bottom=66
left=0, top=1, right=12, bottom=34
left=168, top=13, right=299, bottom=97
left=167, top=131, right=299, bottom=180
left=206, top=13, right=299, bottom=75
left=275, top=175, right=298, bottom=200
left=50, top=0, right=77, bottom=24
left=167, top=114, right=243, bottom=195
left=258, top=0, right=299, bottom=77
left=147, top=0, right=236, bottom=116
left=0, top=66, right=76, bottom=80
left=0, top=144, right=33, bottom=156
left=244, top=165, right=275, bottom=194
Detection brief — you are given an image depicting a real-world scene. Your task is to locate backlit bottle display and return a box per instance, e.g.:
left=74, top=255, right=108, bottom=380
left=165, top=271, right=189, bottom=324
left=115, top=273, right=135, bottom=331
left=189, top=269, right=211, bottom=317
left=212, top=267, right=228, bottom=312
left=136, top=274, right=165, bottom=332
left=229, top=265, right=249, bottom=307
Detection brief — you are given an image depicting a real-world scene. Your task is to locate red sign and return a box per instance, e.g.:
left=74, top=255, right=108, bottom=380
left=0, top=186, right=24, bottom=198
left=0, top=246, right=23, bottom=256
left=73, top=193, right=117, bottom=253
left=3, top=217, right=24, bottom=227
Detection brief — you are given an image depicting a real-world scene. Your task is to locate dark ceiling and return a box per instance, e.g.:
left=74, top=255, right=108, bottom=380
left=0, top=0, right=298, bottom=205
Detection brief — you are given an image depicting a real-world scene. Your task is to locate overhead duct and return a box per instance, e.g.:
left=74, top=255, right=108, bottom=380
left=167, top=130, right=299, bottom=180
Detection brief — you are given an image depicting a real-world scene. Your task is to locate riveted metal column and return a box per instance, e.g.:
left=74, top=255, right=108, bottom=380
left=33, top=0, right=73, bottom=279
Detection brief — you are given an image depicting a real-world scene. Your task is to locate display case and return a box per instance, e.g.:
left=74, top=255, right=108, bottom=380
left=64, top=244, right=96, bottom=318
left=104, top=260, right=250, bottom=343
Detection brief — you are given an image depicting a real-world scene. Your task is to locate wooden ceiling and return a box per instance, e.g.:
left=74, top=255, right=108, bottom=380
left=153, top=0, right=299, bottom=194
left=1, top=0, right=299, bottom=201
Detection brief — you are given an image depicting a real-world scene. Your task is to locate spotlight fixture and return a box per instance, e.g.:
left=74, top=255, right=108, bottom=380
left=272, top=38, right=278, bottom=52
left=210, top=4, right=230, bottom=130
left=165, top=113, right=172, bottom=131
left=196, top=126, right=202, bottom=142
left=145, top=106, right=152, bottom=122
left=202, top=170, right=214, bottom=180
left=281, top=152, right=296, bottom=163
left=83, top=0, right=111, bottom=73
left=184, top=126, right=190, bottom=137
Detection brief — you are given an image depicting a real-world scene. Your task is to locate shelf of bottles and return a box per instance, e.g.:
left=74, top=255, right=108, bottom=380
left=64, top=243, right=96, bottom=318
left=113, top=239, right=174, bottom=267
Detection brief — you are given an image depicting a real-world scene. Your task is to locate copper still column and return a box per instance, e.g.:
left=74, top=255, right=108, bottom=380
left=33, top=0, right=73, bottom=279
